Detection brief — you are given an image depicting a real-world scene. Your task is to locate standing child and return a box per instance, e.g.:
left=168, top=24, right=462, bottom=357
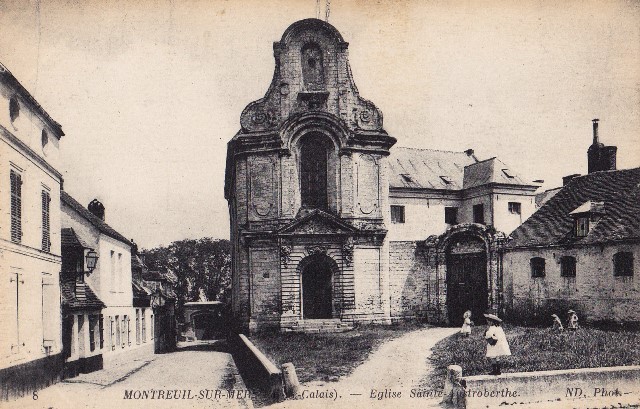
left=551, top=314, right=564, bottom=331
left=460, top=310, right=473, bottom=336
left=567, top=310, right=579, bottom=331
left=484, top=314, right=511, bottom=375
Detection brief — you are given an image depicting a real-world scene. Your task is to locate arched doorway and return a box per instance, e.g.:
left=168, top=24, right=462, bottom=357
left=301, top=254, right=334, bottom=319
left=446, top=235, right=488, bottom=326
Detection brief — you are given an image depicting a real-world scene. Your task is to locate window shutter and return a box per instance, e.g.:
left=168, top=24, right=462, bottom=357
left=42, top=275, right=56, bottom=349
left=41, top=191, right=51, bottom=252
left=10, top=171, right=22, bottom=243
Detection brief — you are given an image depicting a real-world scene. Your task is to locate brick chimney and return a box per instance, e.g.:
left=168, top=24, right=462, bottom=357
left=587, top=119, right=617, bottom=173
left=88, top=199, right=105, bottom=221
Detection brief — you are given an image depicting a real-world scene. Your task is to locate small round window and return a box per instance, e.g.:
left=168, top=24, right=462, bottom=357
left=9, top=97, right=19, bottom=122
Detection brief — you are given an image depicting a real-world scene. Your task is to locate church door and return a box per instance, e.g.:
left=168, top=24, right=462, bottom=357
left=446, top=252, right=488, bottom=326
left=302, top=256, right=333, bottom=319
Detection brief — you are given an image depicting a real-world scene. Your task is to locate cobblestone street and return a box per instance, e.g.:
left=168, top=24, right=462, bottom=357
left=4, top=341, right=253, bottom=409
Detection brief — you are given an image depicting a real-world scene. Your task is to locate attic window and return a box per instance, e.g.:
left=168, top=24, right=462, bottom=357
left=9, top=97, right=19, bottom=122
left=401, top=174, right=413, bottom=183
left=439, top=175, right=452, bottom=185
left=576, top=217, right=589, bottom=237
left=502, top=169, right=514, bottom=178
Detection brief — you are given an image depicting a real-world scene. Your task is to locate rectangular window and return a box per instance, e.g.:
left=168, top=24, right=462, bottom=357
left=561, top=256, right=577, bottom=278
left=99, top=315, right=104, bottom=349
left=110, top=316, right=114, bottom=350
left=530, top=257, right=546, bottom=278
left=576, top=218, right=589, bottom=237
left=117, top=253, right=123, bottom=292
left=142, top=310, right=146, bottom=342
left=9, top=272, right=22, bottom=353
left=390, top=205, right=405, bottom=223
left=508, top=202, right=521, bottom=215
left=473, top=204, right=484, bottom=224
left=41, top=191, right=51, bottom=252
left=115, top=316, right=120, bottom=348
left=10, top=170, right=22, bottom=243
left=42, top=274, right=56, bottom=352
left=110, top=251, right=116, bottom=292
left=613, top=252, right=634, bottom=277
left=445, top=207, right=458, bottom=225
left=89, top=315, right=97, bottom=352
left=136, top=310, right=141, bottom=345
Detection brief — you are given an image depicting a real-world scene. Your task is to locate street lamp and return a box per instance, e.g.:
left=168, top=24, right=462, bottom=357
left=85, top=250, right=99, bottom=274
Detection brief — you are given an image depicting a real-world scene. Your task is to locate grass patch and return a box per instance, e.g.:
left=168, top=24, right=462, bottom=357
left=250, top=322, right=429, bottom=384
left=424, top=325, right=640, bottom=389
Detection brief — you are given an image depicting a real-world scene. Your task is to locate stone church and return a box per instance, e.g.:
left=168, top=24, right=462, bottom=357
left=224, top=19, right=539, bottom=332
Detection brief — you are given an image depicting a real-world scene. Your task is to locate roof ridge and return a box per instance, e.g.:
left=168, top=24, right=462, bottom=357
left=392, top=146, right=470, bottom=155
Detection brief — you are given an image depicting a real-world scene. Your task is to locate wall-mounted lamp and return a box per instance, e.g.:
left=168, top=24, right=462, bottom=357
left=85, top=250, right=99, bottom=274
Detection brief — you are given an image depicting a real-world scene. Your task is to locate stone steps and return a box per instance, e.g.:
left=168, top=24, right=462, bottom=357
left=284, top=319, right=353, bottom=333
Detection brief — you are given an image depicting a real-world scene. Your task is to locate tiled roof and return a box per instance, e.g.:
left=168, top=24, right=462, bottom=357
left=61, top=227, right=92, bottom=249
left=508, top=168, right=640, bottom=248
left=388, top=147, right=534, bottom=190
left=462, top=157, right=530, bottom=189
left=388, top=147, right=476, bottom=190
left=535, top=187, right=562, bottom=207
left=61, top=278, right=105, bottom=310
left=61, top=191, right=131, bottom=246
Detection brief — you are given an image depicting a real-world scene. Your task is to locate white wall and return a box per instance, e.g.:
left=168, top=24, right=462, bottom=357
left=0, top=78, right=62, bottom=370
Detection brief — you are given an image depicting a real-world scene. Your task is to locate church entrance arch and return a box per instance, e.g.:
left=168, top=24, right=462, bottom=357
left=299, top=253, right=336, bottom=319
left=446, top=235, right=488, bottom=326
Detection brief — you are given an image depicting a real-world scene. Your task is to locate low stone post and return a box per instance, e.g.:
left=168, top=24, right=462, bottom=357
left=441, top=364, right=466, bottom=408
left=281, top=362, right=301, bottom=398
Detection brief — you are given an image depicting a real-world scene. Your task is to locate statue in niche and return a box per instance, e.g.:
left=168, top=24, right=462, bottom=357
left=301, top=43, right=325, bottom=91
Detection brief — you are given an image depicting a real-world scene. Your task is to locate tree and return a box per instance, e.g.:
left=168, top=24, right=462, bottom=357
left=142, top=238, right=231, bottom=319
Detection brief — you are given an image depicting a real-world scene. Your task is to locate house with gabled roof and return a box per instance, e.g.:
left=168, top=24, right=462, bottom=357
left=60, top=191, right=154, bottom=367
left=504, top=120, right=640, bottom=324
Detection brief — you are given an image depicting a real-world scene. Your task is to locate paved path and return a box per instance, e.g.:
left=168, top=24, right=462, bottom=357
left=5, top=341, right=253, bottom=409
left=271, top=326, right=458, bottom=409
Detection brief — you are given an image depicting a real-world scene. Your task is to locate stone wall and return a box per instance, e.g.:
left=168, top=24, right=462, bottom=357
left=504, top=243, right=640, bottom=324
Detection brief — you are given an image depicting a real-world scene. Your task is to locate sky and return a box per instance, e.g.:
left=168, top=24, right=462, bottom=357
left=1, top=0, right=638, bottom=249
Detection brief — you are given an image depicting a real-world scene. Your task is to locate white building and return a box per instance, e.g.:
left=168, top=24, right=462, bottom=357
left=0, top=62, right=64, bottom=398
left=61, top=192, right=153, bottom=367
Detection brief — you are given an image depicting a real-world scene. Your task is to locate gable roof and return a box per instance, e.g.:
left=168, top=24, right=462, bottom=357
left=61, top=191, right=131, bottom=246
left=463, top=157, right=530, bottom=189
left=388, top=147, right=534, bottom=191
left=388, top=147, right=476, bottom=190
left=278, top=208, right=359, bottom=235
left=508, top=168, right=640, bottom=248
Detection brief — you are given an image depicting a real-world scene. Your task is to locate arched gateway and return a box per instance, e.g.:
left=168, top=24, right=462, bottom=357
left=422, top=224, right=508, bottom=326
left=299, top=254, right=337, bottom=319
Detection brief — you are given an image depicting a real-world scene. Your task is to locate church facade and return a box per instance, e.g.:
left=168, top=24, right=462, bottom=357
left=224, top=19, right=539, bottom=332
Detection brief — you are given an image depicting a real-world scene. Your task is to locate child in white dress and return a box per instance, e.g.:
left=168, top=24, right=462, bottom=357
left=460, top=310, right=473, bottom=336
left=484, top=314, right=511, bottom=375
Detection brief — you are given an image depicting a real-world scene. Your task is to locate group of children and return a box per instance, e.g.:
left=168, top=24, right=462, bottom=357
left=552, top=310, right=579, bottom=331
left=459, top=308, right=580, bottom=376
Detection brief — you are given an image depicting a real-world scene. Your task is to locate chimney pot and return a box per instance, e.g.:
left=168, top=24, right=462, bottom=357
left=88, top=199, right=105, bottom=221
left=592, top=118, right=599, bottom=144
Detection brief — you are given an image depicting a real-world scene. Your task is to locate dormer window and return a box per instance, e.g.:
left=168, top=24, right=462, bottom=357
left=570, top=201, right=605, bottom=237
left=502, top=169, right=514, bottom=178
left=9, top=96, right=19, bottom=122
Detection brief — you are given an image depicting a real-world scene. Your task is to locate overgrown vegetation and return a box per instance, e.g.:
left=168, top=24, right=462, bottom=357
left=424, top=325, right=640, bottom=389
left=142, top=238, right=231, bottom=318
left=250, top=322, right=428, bottom=383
